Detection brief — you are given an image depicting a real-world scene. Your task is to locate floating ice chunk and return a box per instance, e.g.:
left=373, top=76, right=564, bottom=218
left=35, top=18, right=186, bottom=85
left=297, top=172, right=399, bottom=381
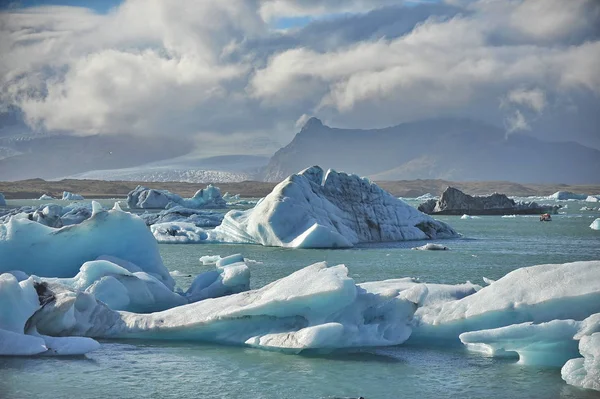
left=459, top=319, right=587, bottom=366
left=460, top=214, right=481, bottom=219
left=0, top=193, right=5, bottom=206
left=586, top=196, right=600, bottom=203
left=412, top=261, right=600, bottom=343
left=590, top=219, right=600, bottom=231
left=140, top=206, right=223, bottom=228
left=127, top=185, right=226, bottom=209
left=199, top=255, right=222, bottom=265
left=169, top=270, right=192, bottom=277
left=212, top=166, right=458, bottom=248
left=501, top=215, right=517, bottom=218
left=62, top=191, right=84, bottom=200
left=29, top=263, right=417, bottom=353
left=549, top=191, right=587, bottom=200
left=0, top=203, right=174, bottom=290
left=151, top=222, right=209, bottom=243
left=38, top=194, right=54, bottom=200
left=42, top=260, right=187, bottom=313
left=562, top=333, right=600, bottom=392
left=186, top=255, right=250, bottom=302
left=412, top=243, right=449, bottom=251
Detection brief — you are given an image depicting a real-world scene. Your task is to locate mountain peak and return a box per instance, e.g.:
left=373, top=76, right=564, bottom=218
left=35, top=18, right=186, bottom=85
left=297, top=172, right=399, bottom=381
left=301, top=117, right=324, bottom=131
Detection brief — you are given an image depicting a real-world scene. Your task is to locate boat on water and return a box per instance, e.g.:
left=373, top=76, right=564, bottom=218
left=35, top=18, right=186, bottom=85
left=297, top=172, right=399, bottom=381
left=540, top=213, right=552, bottom=221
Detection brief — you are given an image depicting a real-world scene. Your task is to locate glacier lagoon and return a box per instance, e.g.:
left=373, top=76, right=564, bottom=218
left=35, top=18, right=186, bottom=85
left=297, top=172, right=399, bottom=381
left=1, top=198, right=599, bottom=399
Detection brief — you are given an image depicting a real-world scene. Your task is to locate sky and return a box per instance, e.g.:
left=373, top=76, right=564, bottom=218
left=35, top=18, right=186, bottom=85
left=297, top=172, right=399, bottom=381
left=0, top=0, right=599, bottom=154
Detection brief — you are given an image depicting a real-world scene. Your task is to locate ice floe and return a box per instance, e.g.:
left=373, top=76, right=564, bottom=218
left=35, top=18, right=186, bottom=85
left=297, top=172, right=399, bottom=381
left=590, top=218, right=600, bottom=231
left=38, top=194, right=54, bottom=200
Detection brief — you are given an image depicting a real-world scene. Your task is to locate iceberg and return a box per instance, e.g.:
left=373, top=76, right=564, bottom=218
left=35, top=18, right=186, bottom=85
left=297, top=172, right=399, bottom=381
left=127, top=185, right=226, bottom=209
left=562, top=333, right=600, bottom=392
left=0, top=202, right=94, bottom=227
left=586, top=195, right=600, bottom=203
left=549, top=191, right=588, bottom=201
left=0, top=201, right=175, bottom=290
left=412, top=243, right=449, bottom=250
left=41, top=259, right=188, bottom=313
left=26, top=262, right=417, bottom=353
left=150, top=222, right=209, bottom=244
left=38, top=194, right=54, bottom=200
left=140, top=205, right=223, bottom=228
left=412, top=261, right=600, bottom=343
left=590, top=218, right=600, bottom=231
left=0, top=193, right=5, bottom=206
left=62, top=191, right=84, bottom=200
left=0, top=273, right=100, bottom=356
left=212, top=166, right=458, bottom=248
left=185, top=254, right=250, bottom=302
left=460, top=214, right=481, bottom=219
left=459, top=314, right=600, bottom=366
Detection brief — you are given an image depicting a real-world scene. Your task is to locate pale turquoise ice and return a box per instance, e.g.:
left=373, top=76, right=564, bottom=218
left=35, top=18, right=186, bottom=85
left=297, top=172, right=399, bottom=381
left=1, top=199, right=599, bottom=398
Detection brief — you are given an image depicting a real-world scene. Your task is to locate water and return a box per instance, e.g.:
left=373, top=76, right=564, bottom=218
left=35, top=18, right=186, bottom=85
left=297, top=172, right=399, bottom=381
left=1, top=198, right=599, bottom=399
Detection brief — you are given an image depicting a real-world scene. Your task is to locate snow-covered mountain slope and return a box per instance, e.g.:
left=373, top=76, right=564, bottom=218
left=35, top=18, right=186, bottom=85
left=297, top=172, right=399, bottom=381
left=66, top=155, right=268, bottom=183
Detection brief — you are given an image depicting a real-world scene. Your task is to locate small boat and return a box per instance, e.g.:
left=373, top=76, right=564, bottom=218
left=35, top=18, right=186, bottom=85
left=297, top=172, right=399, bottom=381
left=540, top=213, right=552, bottom=222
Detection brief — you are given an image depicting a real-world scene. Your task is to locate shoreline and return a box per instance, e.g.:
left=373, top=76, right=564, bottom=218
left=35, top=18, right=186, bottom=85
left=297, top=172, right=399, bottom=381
left=1, top=178, right=599, bottom=200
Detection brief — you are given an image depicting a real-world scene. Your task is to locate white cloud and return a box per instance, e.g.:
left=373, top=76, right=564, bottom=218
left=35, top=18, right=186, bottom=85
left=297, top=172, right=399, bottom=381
left=0, top=0, right=599, bottom=149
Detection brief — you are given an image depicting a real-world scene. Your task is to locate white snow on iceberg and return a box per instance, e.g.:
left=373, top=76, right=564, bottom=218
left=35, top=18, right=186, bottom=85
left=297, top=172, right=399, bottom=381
left=212, top=166, right=458, bottom=248
left=28, top=262, right=417, bottom=353
left=411, top=261, right=600, bottom=343
left=0, top=201, right=175, bottom=290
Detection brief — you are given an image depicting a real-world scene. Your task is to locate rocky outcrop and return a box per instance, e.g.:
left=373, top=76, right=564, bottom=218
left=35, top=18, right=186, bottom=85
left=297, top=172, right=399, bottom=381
left=418, top=187, right=560, bottom=215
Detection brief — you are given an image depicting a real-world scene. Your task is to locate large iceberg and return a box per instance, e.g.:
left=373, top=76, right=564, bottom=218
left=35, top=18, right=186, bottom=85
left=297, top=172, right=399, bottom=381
left=25, top=262, right=417, bottom=353
left=62, top=191, right=84, bottom=200
left=411, top=261, right=600, bottom=343
left=0, top=201, right=175, bottom=289
left=212, top=166, right=458, bottom=248
left=127, top=185, right=226, bottom=209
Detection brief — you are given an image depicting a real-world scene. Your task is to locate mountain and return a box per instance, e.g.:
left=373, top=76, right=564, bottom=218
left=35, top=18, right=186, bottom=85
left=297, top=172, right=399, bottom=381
left=0, top=134, right=190, bottom=181
left=262, top=118, right=600, bottom=184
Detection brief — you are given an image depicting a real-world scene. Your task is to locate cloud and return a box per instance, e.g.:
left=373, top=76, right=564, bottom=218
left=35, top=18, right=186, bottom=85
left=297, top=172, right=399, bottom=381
left=1, top=0, right=599, bottom=151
